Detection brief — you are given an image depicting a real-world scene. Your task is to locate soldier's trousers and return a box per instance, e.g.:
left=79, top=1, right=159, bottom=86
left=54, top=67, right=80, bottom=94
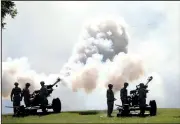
left=13, top=96, right=21, bottom=115
left=107, top=101, right=114, bottom=116
left=24, top=98, right=30, bottom=107
left=139, top=98, right=146, bottom=116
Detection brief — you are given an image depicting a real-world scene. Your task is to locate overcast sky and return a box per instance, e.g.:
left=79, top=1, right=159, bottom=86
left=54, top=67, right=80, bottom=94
left=2, top=1, right=180, bottom=114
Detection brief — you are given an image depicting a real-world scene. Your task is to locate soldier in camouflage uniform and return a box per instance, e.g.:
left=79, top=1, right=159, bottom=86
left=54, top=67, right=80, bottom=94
left=106, top=84, right=116, bottom=117
left=21, top=83, right=31, bottom=107
left=138, top=83, right=148, bottom=116
left=39, top=81, right=48, bottom=112
left=120, top=82, right=129, bottom=106
left=10, top=82, right=22, bottom=116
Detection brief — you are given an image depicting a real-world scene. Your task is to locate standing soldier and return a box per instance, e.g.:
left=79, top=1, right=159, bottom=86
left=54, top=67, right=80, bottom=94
left=21, top=83, right=31, bottom=107
left=106, top=84, right=116, bottom=117
left=10, top=82, right=22, bottom=116
left=39, top=81, right=48, bottom=113
left=120, top=82, right=129, bottom=106
left=138, top=83, right=148, bottom=116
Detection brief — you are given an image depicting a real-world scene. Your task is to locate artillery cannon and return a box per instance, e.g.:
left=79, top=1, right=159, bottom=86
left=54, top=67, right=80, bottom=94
left=6, top=78, right=62, bottom=116
left=116, top=76, right=157, bottom=117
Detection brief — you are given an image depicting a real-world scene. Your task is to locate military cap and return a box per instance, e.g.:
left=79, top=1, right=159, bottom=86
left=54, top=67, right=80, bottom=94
left=14, top=82, right=18, bottom=86
left=26, top=83, right=30, bottom=86
left=40, top=81, right=45, bottom=85
left=108, top=84, right=113, bottom=88
left=124, top=82, right=129, bottom=86
left=140, top=83, right=144, bottom=87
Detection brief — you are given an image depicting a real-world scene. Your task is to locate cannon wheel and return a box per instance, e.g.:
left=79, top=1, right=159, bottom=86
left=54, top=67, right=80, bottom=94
left=52, top=98, right=61, bottom=113
left=117, top=113, right=122, bottom=117
left=16, top=105, right=25, bottom=117
left=149, top=100, right=157, bottom=116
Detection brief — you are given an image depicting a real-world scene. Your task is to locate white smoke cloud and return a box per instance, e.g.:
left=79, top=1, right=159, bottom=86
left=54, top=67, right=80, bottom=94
left=58, top=17, right=146, bottom=93
left=1, top=57, right=61, bottom=98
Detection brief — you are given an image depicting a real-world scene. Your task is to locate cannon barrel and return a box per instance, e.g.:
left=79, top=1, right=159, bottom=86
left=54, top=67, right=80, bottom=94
left=31, top=78, right=61, bottom=97
left=46, top=78, right=61, bottom=89
left=130, top=76, right=153, bottom=94
left=136, top=76, right=153, bottom=88
left=46, top=78, right=61, bottom=96
left=145, top=76, right=153, bottom=87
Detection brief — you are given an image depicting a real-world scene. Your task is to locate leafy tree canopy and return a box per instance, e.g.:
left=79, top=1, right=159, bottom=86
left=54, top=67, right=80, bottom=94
left=1, top=0, right=18, bottom=29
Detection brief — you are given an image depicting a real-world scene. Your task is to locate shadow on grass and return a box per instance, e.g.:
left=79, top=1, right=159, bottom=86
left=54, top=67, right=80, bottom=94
left=5, top=111, right=59, bottom=118
left=3, top=110, right=100, bottom=118
left=67, top=110, right=100, bottom=115
left=117, top=113, right=153, bottom=118
left=173, top=116, right=180, bottom=118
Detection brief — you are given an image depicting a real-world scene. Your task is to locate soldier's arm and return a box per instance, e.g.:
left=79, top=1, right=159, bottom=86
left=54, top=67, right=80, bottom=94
left=45, top=87, right=49, bottom=96
left=145, top=88, right=149, bottom=92
left=107, top=90, right=110, bottom=99
left=144, top=89, right=148, bottom=94
left=21, top=89, right=24, bottom=99
left=10, top=89, right=14, bottom=101
left=111, top=91, right=115, bottom=101
left=120, top=89, right=123, bottom=98
left=19, top=88, right=21, bottom=97
left=113, top=92, right=116, bottom=100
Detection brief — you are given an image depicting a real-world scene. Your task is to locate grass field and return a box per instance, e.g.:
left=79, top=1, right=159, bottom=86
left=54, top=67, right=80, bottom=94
left=2, top=109, right=180, bottom=123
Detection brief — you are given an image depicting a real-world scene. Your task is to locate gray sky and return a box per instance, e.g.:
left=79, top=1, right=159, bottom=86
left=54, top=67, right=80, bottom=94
left=2, top=1, right=171, bottom=74
left=2, top=1, right=180, bottom=114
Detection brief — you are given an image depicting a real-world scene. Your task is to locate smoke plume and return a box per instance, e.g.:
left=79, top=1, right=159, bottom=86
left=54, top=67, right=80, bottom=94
left=1, top=57, right=61, bottom=98
left=104, top=53, right=144, bottom=91
left=2, top=17, right=145, bottom=99
left=59, top=17, right=144, bottom=92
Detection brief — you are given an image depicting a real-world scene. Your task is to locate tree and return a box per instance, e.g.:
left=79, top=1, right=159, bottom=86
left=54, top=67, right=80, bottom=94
left=1, top=0, right=18, bottom=29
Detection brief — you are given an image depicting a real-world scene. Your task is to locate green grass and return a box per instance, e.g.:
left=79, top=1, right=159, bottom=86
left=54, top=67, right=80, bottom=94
left=2, top=109, right=180, bottom=123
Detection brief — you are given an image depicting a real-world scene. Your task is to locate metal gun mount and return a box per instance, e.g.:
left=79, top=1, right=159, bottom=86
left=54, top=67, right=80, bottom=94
left=6, top=77, right=62, bottom=117
left=116, top=76, right=157, bottom=117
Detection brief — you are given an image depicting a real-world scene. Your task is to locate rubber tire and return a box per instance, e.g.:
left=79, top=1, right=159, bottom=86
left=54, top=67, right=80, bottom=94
left=149, top=100, right=157, bottom=116
left=18, top=105, right=25, bottom=116
left=52, top=98, right=61, bottom=113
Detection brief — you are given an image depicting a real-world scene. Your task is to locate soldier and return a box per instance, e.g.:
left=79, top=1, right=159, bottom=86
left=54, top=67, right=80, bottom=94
left=138, top=83, right=148, bottom=116
left=21, top=83, right=31, bottom=107
left=39, top=81, right=48, bottom=112
left=106, top=84, right=116, bottom=117
left=120, top=82, right=129, bottom=106
left=10, top=82, right=22, bottom=116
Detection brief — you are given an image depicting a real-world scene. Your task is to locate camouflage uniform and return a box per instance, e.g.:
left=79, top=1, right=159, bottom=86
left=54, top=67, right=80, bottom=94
left=120, top=82, right=128, bottom=105
left=138, top=83, right=148, bottom=116
left=106, top=84, right=115, bottom=117
left=21, top=83, right=31, bottom=107
left=11, top=82, right=22, bottom=115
